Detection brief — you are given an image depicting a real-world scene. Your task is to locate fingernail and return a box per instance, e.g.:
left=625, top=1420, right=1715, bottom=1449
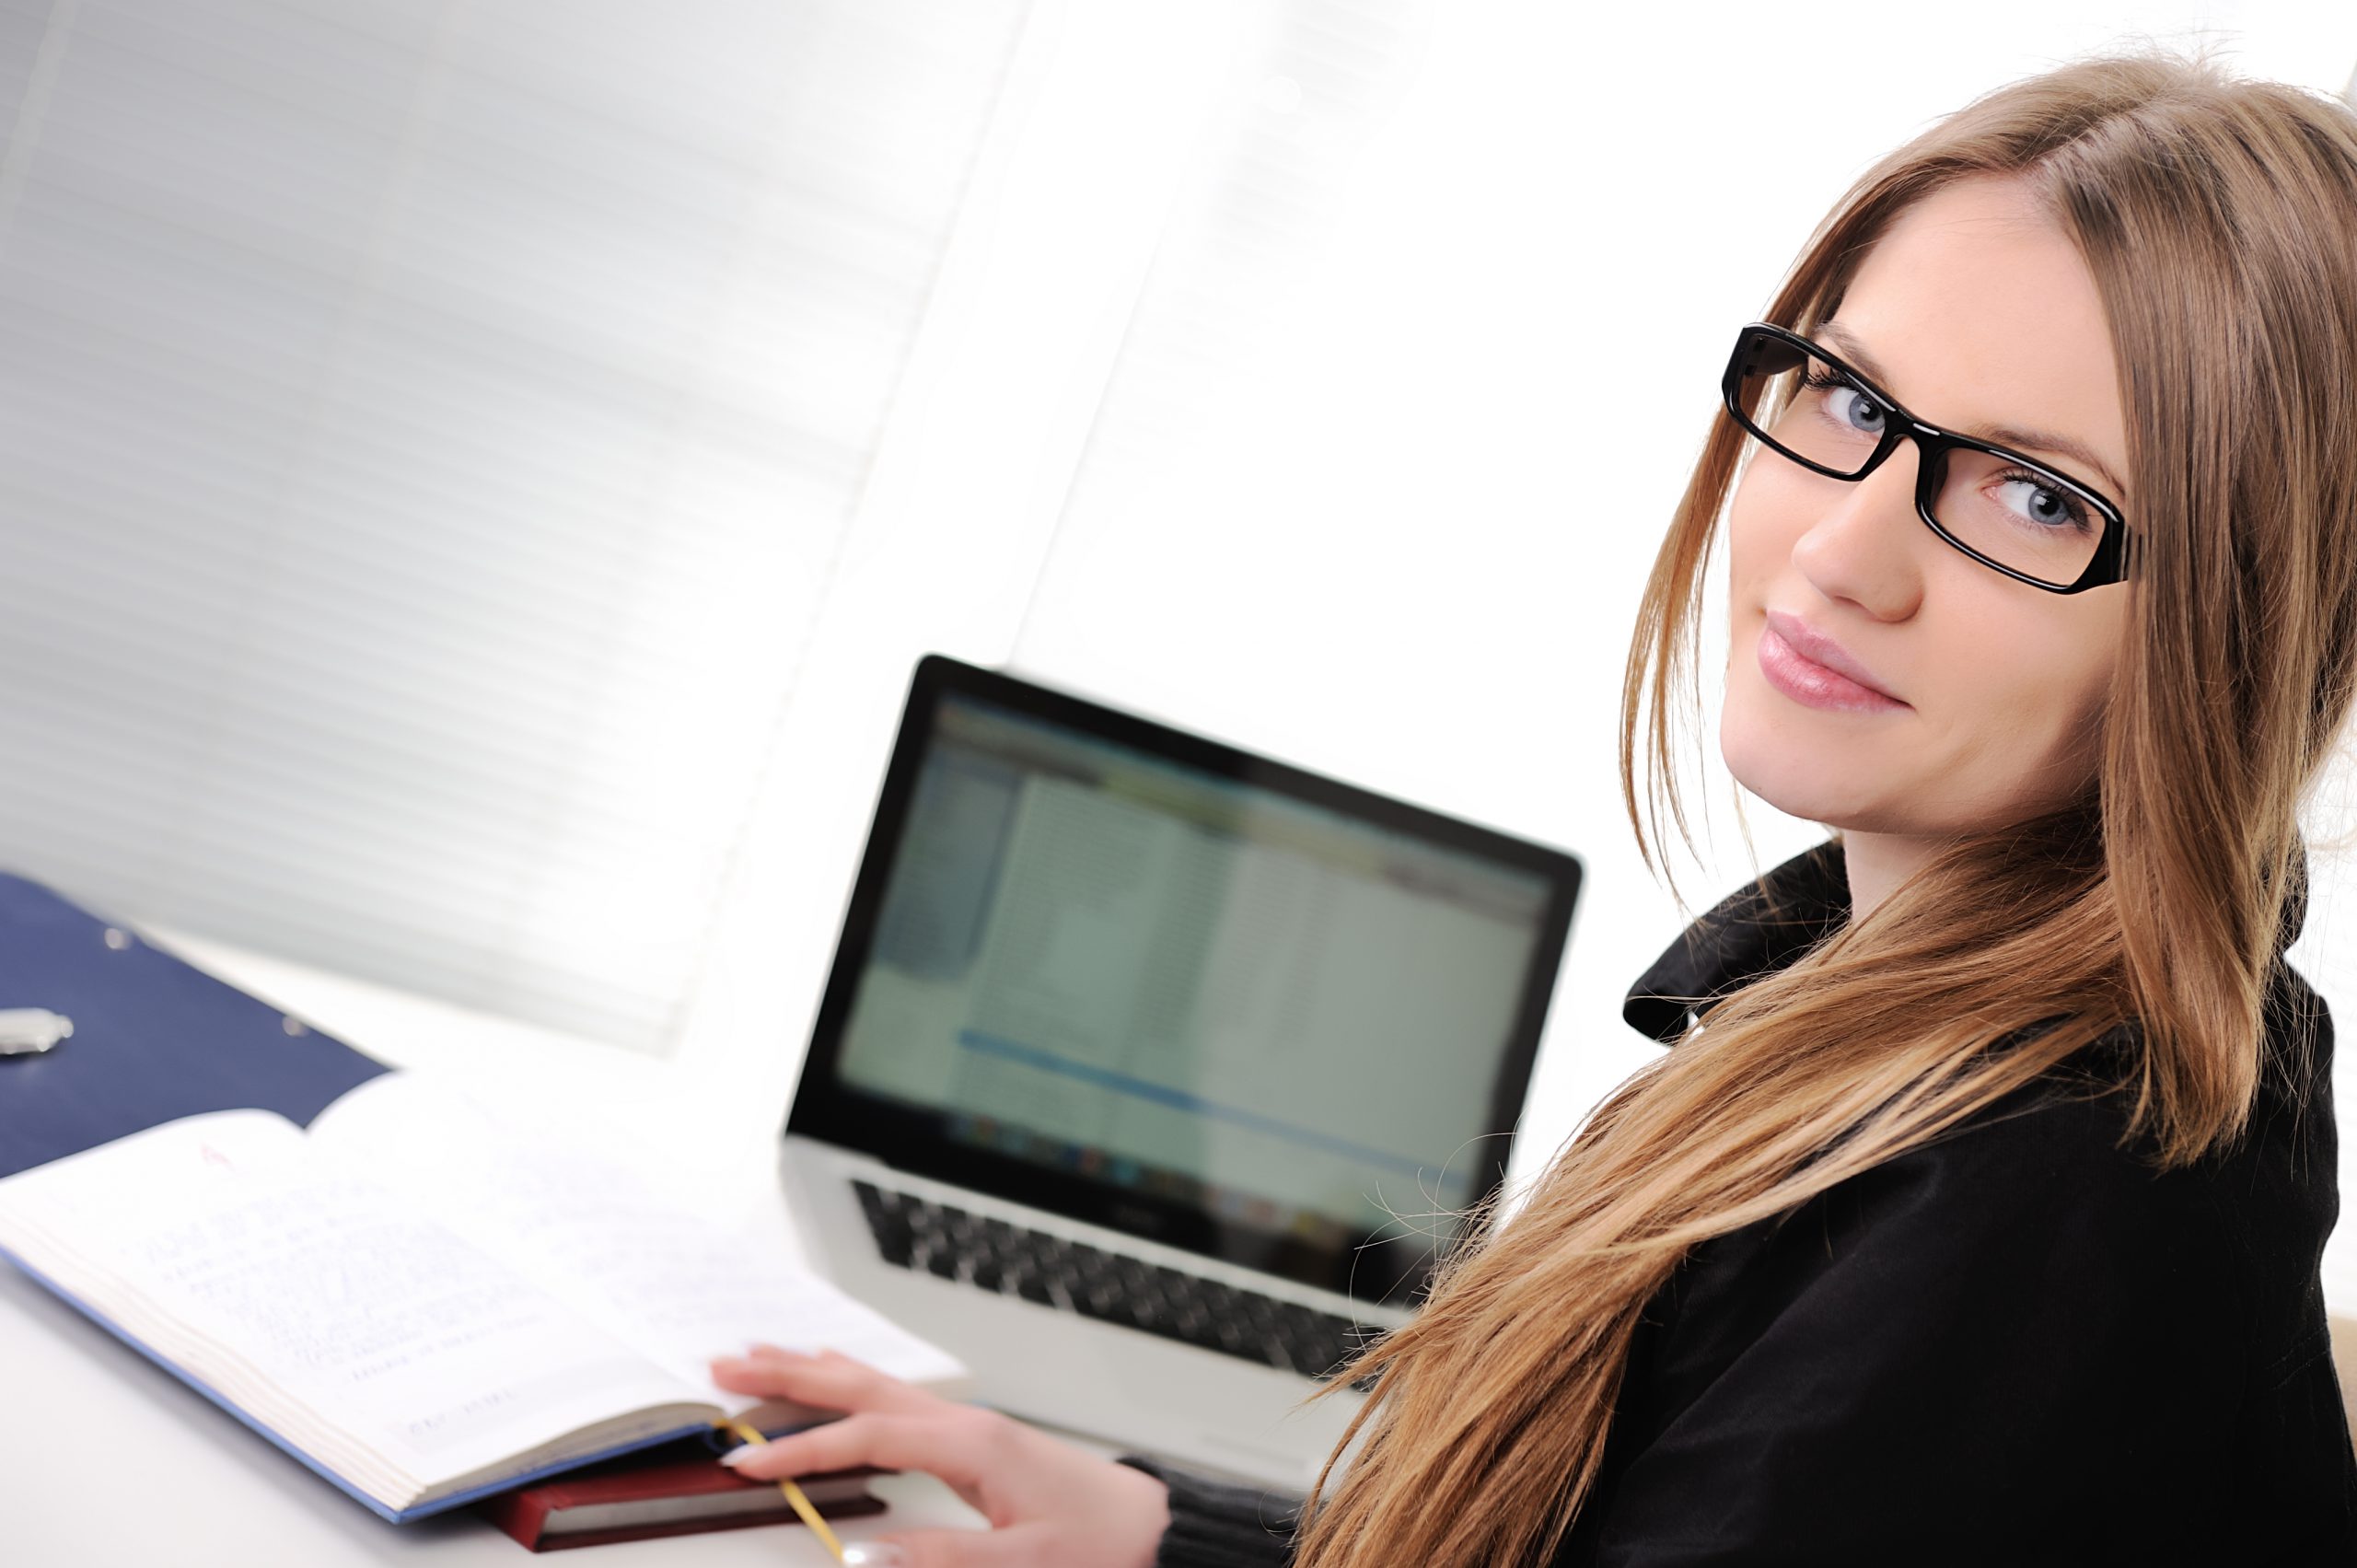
left=719, top=1446, right=763, bottom=1469
left=841, top=1545, right=907, bottom=1567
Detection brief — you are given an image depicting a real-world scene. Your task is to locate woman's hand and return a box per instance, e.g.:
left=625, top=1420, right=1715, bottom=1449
left=710, top=1345, right=1170, bottom=1568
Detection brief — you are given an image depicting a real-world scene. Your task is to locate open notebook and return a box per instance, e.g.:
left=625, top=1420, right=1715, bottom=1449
left=0, top=1073, right=963, bottom=1522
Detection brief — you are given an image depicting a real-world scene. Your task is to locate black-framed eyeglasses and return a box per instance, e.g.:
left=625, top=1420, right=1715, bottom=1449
left=1721, top=322, right=2131, bottom=594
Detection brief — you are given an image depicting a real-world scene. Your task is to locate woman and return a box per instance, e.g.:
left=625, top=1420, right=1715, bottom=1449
left=715, top=52, right=2357, bottom=1566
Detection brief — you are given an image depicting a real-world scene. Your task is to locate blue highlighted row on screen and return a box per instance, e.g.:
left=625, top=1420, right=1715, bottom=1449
left=953, top=1029, right=1447, bottom=1180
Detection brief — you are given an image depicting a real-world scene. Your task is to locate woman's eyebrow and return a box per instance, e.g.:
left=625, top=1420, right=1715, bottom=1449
left=1817, top=319, right=2129, bottom=502
left=1974, top=420, right=2130, bottom=503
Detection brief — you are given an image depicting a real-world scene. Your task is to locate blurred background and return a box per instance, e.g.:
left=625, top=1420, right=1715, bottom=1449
left=1, top=0, right=2351, bottom=1280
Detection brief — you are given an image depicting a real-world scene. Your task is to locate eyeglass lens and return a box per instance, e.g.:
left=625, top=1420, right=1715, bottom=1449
left=1731, top=331, right=2108, bottom=588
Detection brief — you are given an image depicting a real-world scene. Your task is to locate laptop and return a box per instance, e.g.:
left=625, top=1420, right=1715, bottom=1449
left=781, top=655, right=1582, bottom=1486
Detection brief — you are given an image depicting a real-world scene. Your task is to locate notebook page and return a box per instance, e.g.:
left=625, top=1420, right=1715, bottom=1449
left=308, top=1073, right=964, bottom=1410
left=0, top=1111, right=707, bottom=1493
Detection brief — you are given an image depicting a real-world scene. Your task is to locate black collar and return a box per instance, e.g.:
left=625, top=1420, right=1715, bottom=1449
left=1622, top=838, right=2312, bottom=1047
left=1622, top=842, right=1851, bottom=1045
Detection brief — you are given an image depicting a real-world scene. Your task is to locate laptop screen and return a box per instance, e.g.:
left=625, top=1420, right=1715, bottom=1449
left=792, top=657, right=1581, bottom=1307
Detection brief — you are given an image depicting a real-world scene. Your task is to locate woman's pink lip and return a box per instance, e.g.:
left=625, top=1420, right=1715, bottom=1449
left=1758, top=612, right=1908, bottom=713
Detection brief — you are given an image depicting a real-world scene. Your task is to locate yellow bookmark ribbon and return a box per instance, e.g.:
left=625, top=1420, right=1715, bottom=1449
left=718, top=1417, right=847, bottom=1562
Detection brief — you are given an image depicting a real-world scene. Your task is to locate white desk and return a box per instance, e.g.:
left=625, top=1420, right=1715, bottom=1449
left=0, top=934, right=1008, bottom=1566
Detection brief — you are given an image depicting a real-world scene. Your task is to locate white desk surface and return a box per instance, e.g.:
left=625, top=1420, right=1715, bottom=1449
left=1, top=932, right=1017, bottom=1566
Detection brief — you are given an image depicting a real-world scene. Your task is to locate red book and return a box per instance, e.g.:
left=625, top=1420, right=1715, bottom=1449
left=478, top=1443, right=888, bottom=1552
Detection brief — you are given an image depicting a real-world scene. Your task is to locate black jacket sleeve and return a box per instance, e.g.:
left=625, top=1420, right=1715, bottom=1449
left=1117, top=1455, right=1300, bottom=1568
left=1568, top=1078, right=2255, bottom=1566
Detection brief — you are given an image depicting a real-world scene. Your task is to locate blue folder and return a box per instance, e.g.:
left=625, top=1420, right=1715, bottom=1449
left=0, top=871, right=388, bottom=1179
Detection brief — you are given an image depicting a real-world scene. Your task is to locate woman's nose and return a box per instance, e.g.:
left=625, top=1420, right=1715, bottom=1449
left=1788, top=443, right=1929, bottom=621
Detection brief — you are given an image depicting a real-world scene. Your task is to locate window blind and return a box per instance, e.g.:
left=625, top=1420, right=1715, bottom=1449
left=0, top=0, right=1027, bottom=1050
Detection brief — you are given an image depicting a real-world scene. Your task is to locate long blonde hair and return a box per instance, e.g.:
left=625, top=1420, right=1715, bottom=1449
left=1294, top=54, right=2357, bottom=1568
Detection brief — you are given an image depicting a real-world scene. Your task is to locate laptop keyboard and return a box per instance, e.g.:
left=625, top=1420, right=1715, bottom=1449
left=851, top=1179, right=1379, bottom=1387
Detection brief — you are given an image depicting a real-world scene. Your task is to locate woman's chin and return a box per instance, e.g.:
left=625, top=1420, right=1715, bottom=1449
left=1721, top=734, right=1893, bottom=833
left=1736, top=778, right=1877, bottom=832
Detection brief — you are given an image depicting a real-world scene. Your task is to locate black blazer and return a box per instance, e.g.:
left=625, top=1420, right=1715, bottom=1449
left=1133, top=843, right=2357, bottom=1566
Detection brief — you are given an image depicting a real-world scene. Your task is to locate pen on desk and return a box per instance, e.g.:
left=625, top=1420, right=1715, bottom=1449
left=719, top=1417, right=904, bottom=1565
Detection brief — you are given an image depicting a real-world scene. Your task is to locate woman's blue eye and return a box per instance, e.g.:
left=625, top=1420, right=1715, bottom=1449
left=1993, top=472, right=2091, bottom=532
left=1803, top=368, right=1887, bottom=436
